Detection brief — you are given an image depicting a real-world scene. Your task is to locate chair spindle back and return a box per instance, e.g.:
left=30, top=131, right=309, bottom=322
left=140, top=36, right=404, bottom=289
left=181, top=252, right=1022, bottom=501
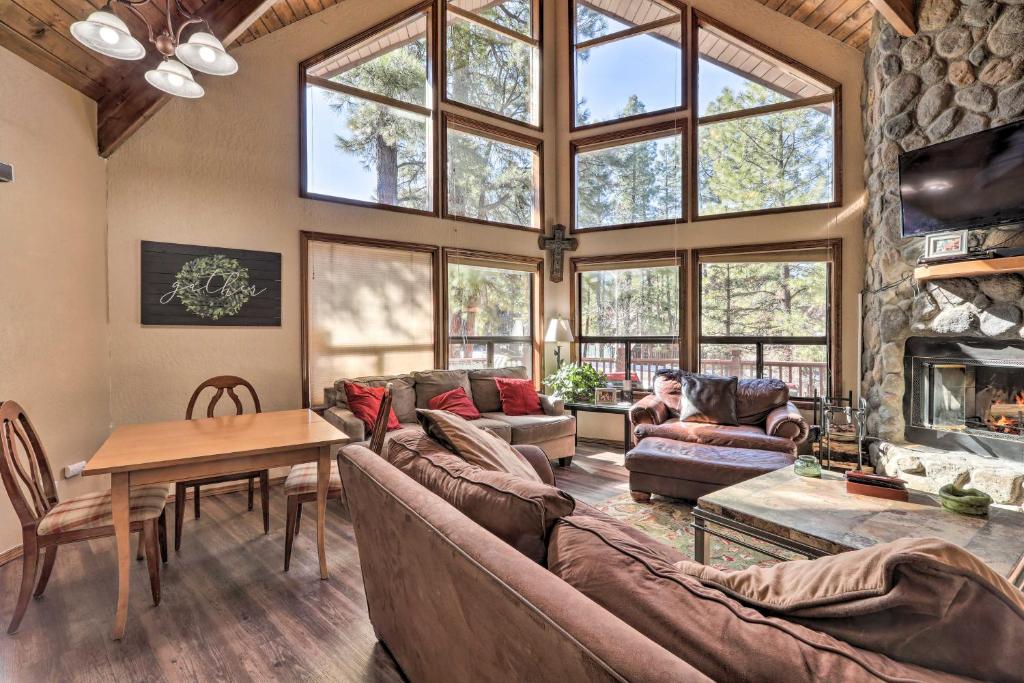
left=186, top=376, right=262, bottom=420
left=0, top=401, right=58, bottom=527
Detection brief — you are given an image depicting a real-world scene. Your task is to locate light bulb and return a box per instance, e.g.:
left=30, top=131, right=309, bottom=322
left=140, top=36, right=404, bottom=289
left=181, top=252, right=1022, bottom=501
left=99, top=25, right=119, bottom=45
left=198, top=46, right=216, bottom=63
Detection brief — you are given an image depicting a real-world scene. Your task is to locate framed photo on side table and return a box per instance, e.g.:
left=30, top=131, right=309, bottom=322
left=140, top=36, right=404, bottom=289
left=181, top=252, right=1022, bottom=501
left=594, top=387, right=619, bottom=404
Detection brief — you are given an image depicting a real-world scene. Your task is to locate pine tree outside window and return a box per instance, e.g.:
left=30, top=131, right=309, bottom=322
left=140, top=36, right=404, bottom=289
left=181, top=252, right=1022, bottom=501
left=696, top=241, right=841, bottom=401
left=301, top=6, right=435, bottom=213
left=695, top=15, right=840, bottom=218
left=444, top=250, right=543, bottom=378
left=572, top=255, right=685, bottom=393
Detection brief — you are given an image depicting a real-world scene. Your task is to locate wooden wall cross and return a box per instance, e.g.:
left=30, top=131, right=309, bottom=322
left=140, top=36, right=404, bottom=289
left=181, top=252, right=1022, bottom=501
left=538, top=225, right=578, bottom=283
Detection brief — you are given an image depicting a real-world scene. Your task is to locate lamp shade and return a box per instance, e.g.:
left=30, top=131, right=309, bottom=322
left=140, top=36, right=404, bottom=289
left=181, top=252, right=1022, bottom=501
left=176, top=31, right=238, bottom=76
left=544, top=317, right=574, bottom=343
left=70, top=10, right=145, bottom=60
left=144, top=59, right=205, bottom=98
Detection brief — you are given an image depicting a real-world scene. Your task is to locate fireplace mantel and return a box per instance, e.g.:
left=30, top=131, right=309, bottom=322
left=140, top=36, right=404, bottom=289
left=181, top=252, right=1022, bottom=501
left=914, top=255, right=1024, bottom=282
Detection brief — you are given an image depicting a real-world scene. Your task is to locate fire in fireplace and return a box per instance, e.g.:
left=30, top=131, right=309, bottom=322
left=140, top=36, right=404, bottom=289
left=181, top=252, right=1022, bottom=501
left=904, top=337, right=1024, bottom=462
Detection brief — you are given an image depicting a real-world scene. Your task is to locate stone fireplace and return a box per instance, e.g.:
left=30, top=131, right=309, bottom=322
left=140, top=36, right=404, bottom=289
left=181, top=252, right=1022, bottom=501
left=860, top=3, right=1024, bottom=506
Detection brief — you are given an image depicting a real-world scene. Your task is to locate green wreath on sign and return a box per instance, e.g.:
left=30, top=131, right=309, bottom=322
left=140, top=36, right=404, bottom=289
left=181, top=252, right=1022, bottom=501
left=174, top=255, right=251, bottom=320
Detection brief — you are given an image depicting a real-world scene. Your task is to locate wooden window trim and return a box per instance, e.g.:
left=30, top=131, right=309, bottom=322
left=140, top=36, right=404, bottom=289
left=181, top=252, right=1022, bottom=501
left=299, top=1, right=440, bottom=216
left=440, top=0, right=544, bottom=133
left=300, top=231, right=443, bottom=409
left=441, top=248, right=544, bottom=387
left=689, top=11, right=844, bottom=221
left=569, top=120, right=687, bottom=234
left=441, top=112, right=545, bottom=233
left=569, top=0, right=688, bottom=134
left=569, top=251, right=690, bottom=387
left=688, top=238, right=843, bottom=400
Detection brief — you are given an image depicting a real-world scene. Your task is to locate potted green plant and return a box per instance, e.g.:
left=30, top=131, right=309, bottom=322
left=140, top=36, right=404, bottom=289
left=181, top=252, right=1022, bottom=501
left=543, top=363, right=608, bottom=403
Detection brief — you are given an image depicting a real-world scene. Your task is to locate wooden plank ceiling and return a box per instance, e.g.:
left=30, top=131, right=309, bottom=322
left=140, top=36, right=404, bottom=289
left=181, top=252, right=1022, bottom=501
left=1, top=0, right=881, bottom=157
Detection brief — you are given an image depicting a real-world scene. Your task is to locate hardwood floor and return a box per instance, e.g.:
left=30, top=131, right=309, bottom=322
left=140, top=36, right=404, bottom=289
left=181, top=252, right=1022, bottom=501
left=0, top=442, right=626, bottom=682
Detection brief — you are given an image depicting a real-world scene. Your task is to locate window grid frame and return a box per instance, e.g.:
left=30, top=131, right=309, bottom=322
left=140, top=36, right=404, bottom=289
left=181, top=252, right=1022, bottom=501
left=440, top=0, right=544, bottom=133
left=689, top=11, right=843, bottom=222
left=299, top=1, right=440, bottom=217
left=442, top=248, right=544, bottom=386
left=569, top=119, right=687, bottom=234
left=569, top=251, right=689, bottom=395
left=568, top=0, right=689, bottom=134
left=441, top=111, right=545, bottom=233
left=690, top=239, right=843, bottom=404
left=300, top=230, right=444, bottom=409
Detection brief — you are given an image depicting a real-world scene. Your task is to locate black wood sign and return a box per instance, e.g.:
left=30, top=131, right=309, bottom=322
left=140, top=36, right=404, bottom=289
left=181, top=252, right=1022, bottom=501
left=141, top=241, right=281, bottom=326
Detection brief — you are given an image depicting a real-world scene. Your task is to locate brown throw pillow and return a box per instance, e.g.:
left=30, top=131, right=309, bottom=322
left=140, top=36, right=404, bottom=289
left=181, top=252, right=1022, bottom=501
left=547, top=513, right=960, bottom=683
left=679, top=374, right=738, bottom=425
left=416, top=408, right=541, bottom=483
left=678, top=537, right=1024, bottom=683
left=386, top=430, right=575, bottom=563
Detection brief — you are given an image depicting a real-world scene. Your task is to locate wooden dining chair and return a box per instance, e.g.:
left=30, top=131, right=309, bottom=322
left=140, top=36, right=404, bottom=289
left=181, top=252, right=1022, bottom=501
left=280, top=385, right=393, bottom=571
left=0, top=401, right=168, bottom=634
left=175, top=376, right=269, bottom=551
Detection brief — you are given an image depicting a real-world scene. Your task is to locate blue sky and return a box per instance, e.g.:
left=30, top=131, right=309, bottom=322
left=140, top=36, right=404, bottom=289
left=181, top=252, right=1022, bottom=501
left=307, top=30, right=752, bottom=205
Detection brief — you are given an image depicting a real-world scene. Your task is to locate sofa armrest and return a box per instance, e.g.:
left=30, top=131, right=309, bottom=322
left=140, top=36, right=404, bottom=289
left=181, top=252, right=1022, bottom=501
left=324, top=406, right=366, bottom=443
left=513, top=445, right=555, bottom=486
left=629, top=394, right=670, bottom=428
left=538, top=393, right=564, bottom=416
left=766, top=402, right=809, bottom=444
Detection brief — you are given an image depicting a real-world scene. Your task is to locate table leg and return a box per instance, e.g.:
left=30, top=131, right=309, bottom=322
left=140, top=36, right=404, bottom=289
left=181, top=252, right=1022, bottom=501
left=623, top=414, right=631, bottom=451
left=693, top=513, right=711, bottom=565
left=570, top=409, right=578, bottom=447
left=111, top=472, right=131, bottom=640
left=316, top=446, right=330, bottom=580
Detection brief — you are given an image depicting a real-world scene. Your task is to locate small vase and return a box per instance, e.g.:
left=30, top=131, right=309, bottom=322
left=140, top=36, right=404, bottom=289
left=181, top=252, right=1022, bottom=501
left=794, top=454, right=822, bottom=478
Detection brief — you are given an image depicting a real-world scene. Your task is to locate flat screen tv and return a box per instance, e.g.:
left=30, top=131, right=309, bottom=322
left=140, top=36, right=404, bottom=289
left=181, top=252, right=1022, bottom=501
left=899, top=119, right=1024, bottom=237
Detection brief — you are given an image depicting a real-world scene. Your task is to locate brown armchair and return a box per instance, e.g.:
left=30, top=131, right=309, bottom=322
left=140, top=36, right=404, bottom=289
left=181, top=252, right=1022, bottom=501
left=625, top=373, right=809, bottom=502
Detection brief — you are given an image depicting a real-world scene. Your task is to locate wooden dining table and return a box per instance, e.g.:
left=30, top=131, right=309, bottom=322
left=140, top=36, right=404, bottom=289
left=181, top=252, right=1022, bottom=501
left=84, top=409, right=348, bottom=640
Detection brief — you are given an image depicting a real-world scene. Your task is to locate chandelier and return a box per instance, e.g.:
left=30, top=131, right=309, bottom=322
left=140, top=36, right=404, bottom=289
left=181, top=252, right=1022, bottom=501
left=70, top=0, right=238, bottom=99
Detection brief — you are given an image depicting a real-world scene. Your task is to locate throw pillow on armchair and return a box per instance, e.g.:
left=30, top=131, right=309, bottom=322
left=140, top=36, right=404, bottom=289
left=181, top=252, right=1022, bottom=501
left=678, top=374, right=738, bottom=425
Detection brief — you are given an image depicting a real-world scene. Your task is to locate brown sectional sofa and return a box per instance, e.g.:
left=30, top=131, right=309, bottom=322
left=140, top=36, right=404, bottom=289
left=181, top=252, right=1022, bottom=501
left=338, top=440, right=1005, bottom=682
left=627, top=373, right=809, bottom=501
left=322, top=367, right=576, bottom=461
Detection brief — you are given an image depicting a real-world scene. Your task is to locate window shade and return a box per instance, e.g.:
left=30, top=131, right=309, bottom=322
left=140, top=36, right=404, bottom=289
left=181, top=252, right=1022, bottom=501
left=307, top=239, right=436, bottom=406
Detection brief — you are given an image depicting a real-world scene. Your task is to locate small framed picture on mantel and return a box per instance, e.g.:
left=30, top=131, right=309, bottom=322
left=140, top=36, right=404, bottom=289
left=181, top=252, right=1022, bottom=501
left=922, top=230, right=969, bottom=263
left=141, top=241, right=282, bottom=326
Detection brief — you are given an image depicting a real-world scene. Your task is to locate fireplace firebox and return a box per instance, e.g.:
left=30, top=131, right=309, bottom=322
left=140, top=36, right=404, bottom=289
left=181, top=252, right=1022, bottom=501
left=904, top=337, right=1024, bottom=463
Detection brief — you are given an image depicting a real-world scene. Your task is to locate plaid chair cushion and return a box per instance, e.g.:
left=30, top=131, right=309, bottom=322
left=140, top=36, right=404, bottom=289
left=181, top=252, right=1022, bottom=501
left=284, top=462, right=342, bottom=497
left=38, top=484, right=169, bottom=536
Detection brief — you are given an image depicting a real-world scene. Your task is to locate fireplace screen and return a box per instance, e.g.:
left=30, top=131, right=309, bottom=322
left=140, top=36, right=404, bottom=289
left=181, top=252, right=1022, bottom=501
left=907, top=340, right=1024, bottom=441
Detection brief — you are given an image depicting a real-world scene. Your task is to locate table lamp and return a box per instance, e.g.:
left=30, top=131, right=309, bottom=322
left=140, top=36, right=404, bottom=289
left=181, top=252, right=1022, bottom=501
left=545, top=317, right=574, bottom=368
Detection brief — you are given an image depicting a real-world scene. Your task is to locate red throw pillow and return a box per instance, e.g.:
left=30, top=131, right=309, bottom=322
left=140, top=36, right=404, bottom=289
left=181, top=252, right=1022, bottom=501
left=494, top=377, right=543, bottom=416
left=428, top=387, right=481, bottom=420
left=344, top=382, right=400, bottom=432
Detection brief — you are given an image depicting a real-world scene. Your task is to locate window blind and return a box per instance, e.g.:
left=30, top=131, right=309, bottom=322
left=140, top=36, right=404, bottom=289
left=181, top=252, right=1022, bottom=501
left=306, top=239, right=436, bottom=406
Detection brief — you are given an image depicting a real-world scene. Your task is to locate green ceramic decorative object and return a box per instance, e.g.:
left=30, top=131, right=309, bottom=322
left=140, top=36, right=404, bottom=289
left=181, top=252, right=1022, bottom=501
left=938, top=484, right=992, bottom=516
left=794, top=454, right=822, bottom=478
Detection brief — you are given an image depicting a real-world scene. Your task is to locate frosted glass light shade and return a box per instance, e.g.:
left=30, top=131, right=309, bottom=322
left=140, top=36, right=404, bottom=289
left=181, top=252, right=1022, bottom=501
left=70, top=10, right=145, bottom=60
left=144, top=60, right=204, bottom=98
left=175, top=31, right=238, bottom=76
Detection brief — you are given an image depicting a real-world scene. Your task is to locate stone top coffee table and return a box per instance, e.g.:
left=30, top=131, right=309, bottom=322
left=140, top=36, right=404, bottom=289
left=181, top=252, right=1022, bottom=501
left=692, top=468, right=1024, bottom=588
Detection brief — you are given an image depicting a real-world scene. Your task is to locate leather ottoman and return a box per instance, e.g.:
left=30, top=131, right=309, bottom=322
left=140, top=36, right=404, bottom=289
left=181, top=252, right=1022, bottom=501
left=624, top=436, right=796, bottom=502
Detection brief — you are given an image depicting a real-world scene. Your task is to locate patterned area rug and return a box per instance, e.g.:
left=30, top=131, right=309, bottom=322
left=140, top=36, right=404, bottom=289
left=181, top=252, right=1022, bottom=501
left=595, top=493, right=802, bottom=570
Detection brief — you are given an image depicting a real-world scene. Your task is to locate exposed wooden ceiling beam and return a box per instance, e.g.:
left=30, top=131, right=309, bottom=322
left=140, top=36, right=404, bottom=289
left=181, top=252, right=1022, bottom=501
left=867, top=0, right=916, bottom=36
left=97, top=0, right=278, bottom=158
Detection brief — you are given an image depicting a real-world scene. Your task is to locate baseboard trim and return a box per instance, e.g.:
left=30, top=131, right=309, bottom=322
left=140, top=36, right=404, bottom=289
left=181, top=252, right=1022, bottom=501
left=0, top=475, right=288, bottom=567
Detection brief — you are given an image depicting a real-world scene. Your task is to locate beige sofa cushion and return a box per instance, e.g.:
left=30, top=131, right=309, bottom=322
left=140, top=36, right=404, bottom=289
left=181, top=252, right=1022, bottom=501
left=468, top=417, right=512, bottom=442
left=482, top=412, right=576, bottom=445
left=468, top=366, right=529, bottom=412
left=333, top=374, right=417, bottom=423
left=412, top=370, right=472, bottom=409
left=547, top=513, right=966, bottom=683
left=386, top=430, right=575, bottom=563
left=416, top=409, right=539, bottom=482
left=679, top=537, right=1024, bottom=683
